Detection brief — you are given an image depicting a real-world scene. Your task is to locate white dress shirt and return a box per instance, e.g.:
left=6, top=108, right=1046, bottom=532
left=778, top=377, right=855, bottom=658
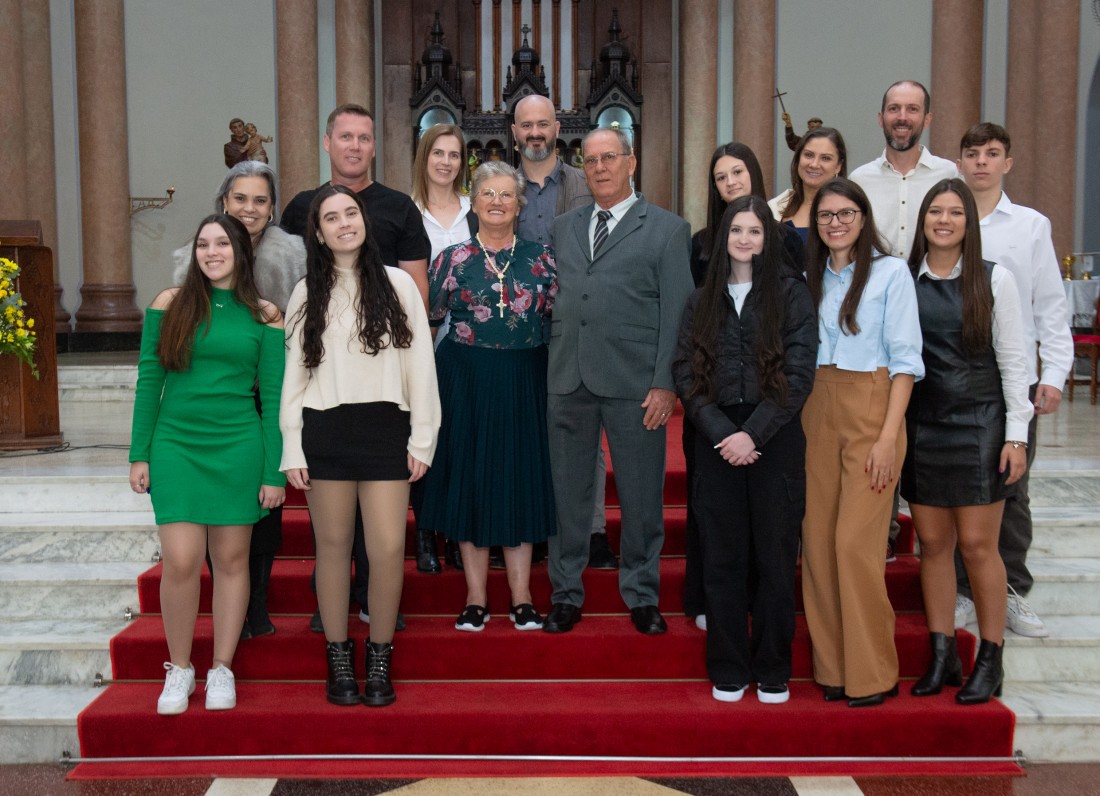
left=917, top=258, right=1034, bottom=441
left=588, top=192, right=639, bottom=256
left=850, top=147, right=958, bottom=260
left=979, top=192, right=1073, bottom=389
left=421, top=194, right=472, bottom=262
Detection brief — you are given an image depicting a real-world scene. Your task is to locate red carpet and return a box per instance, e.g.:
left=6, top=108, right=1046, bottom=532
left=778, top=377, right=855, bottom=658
left=74, top=411, right=1013, bottom=779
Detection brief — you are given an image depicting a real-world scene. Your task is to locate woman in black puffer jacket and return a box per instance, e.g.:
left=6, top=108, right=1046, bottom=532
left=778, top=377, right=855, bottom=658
left=673, top=194, right=818, bottom=705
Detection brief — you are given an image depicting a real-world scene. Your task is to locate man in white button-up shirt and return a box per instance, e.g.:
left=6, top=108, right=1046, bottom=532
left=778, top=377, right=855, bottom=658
left=850, top=81, right=958, bottom=261
left=953, top=123, right=1074, bottom=639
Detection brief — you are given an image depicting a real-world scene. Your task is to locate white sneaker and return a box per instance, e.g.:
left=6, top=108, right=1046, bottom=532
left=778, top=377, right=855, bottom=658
left=694, top=614, right=707, bottom=631
left=156, top=662, right=195, bottom=715
left=954, top=594, right=977, bottom=629
left=204, top=664, right=237, bottom=710
left=1006, top=585, right=1049, bottom=638
left=757, top=684, right=790, bottom=704
left=712, top=683, right=747, bottom=703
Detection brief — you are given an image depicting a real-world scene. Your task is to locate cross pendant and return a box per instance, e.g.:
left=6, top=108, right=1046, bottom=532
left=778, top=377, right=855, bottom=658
left=497, top=279, right=508, bottom=317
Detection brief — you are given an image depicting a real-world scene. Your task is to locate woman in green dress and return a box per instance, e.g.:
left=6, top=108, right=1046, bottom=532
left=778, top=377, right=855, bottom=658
left=129, top=214, right=285, bottom=716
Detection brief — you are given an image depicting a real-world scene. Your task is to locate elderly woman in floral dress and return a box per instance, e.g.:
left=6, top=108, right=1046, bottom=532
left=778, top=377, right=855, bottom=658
left=420, top=161, right=557, bottom=633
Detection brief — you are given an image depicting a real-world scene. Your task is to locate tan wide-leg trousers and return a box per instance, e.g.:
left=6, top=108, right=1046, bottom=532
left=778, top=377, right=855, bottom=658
left=801, top=366, right=904, bottom=699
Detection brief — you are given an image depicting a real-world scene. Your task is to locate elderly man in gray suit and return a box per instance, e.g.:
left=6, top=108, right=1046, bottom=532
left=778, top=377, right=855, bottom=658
left=544, top=127, right=693, bottom=635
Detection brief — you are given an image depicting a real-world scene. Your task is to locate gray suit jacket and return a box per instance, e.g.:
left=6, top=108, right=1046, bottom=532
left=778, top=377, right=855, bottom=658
left=548, top=194, right=693, bottom=399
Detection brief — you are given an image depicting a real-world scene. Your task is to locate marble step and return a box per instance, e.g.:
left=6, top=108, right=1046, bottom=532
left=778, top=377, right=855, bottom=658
left=1029, top=508, right=1100, bottom=557
left=0, top=562, right=147, bottom=621
left=1002, top=615, right=1100, bottom=682
left=0, top=477, right=149, bottom=514
left=57, top=358, right=136, bottom=403
left=1003, top=681, right=1100, bottom=763
left=0, top=511, right=157, bottom=563
left=1028, top=472, right=1100, bottom=508
left=1019, top=557, right=1100, bottom=616
left=0, top=619, right=120, bottom=686
left=0, top=684, right=98, bottom=764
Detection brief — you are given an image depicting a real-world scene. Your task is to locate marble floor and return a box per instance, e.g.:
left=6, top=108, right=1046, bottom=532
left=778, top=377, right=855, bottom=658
left=4, top=765, right=1100, bottom=795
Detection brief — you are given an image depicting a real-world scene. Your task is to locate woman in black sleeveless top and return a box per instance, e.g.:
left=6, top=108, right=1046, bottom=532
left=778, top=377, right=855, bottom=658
left=902, top=179, right=1032, bottom=704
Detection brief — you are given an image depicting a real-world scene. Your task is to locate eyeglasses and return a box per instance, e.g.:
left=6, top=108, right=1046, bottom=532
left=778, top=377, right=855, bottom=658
left=582, top=151, right=630, bottom=168
left=477, top=188, right=518, bottom=203
left=815, top=208, right=861, bottom=225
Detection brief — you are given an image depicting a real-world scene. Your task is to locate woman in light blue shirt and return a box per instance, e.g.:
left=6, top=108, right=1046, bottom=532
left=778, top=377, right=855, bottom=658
left=800, top=177, right=924, bottom=708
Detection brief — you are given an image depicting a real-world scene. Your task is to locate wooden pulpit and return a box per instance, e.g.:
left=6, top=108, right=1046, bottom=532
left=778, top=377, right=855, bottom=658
left=0, top=221, right=64, bottom=450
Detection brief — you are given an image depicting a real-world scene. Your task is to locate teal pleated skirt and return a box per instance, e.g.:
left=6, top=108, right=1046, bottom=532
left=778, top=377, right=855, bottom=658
left=420, top=338, right=556, bottom=546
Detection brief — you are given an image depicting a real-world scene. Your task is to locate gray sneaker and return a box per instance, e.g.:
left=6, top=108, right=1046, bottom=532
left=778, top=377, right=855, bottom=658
left=954, top=593, right=976, bottom=629
left=1006, top=585, right=1049, bottom=638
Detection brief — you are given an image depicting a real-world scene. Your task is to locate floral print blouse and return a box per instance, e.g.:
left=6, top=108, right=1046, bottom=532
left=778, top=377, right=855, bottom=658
left=429, top=237, right=557, bottom=349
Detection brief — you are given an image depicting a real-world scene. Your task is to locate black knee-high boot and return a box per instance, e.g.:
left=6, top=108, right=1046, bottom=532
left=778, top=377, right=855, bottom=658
left=956, top=638, right=1004, bottom=705
left=241, top=552, right=276, bottom=639
left=416, top=529, right=441, bottom=573
left=911, top=632, right=963, bottom=696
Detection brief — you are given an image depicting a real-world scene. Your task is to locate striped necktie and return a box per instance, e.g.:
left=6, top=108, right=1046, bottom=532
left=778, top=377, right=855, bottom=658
left=593, top=209, right=612, bottom=256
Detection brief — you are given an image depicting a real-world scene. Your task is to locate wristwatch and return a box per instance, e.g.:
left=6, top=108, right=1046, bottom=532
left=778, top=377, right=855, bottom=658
left=1007, top=440, right=1028, bottom=450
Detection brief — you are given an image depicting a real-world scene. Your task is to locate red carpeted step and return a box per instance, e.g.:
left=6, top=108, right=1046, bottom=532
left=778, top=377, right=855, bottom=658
left=109, top=612, right=975, bottom=683
left=135, top=556, right=927, bottom=616
left=77, top=680, right=1015, bottom=765
left=279, top=506, right=692, bottom=558
left=278, top=505, right=912, bottom=559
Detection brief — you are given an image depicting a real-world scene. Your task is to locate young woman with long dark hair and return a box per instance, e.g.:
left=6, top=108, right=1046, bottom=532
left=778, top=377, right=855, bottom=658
left=280, top=185, right=440, bottom=707
left=673, top=195, right=818, bottom=703
left=800, top=178, right=924, bottom=707
left=130, top=214, right=285, bottom=715
left=903, top=179, right=1031, bottom=704
left=682, top=144, right=805, bottom=632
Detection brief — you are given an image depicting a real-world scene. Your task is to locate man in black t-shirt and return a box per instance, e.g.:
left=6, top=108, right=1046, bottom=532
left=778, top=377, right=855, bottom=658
left=281, top=103, right=431, bottom=306
left=282, top=104, right=431, bottom=634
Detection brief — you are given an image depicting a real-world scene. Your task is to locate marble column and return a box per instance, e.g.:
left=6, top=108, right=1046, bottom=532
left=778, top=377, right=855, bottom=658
left=0, top=0, right=28, bottom=220
left=733, top=0, right=777, bottom=187
left=22, top=0, right=69, bottom=331
left=1005, top=1, right=1039, bottom=209
left=73, top=0, right=141, bottom=332
left=1007, top=0, right=1078, bottom=259
left=678, top=0, right=718, bottom=228
left=335, top=0, right=374, bottom=110
left=276, top=0, right=320, bottom=207
left=930, top=0, right=983, bottom=159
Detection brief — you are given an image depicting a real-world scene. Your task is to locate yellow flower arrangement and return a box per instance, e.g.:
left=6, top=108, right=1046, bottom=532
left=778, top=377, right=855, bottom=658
left=0, top=251, right=39, bottom=378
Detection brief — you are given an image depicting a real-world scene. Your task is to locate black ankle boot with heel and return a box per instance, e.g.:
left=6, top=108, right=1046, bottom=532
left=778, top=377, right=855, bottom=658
left=956, top=638, right=1004, bottom=705
left=912, top=632, right=963, bottom=696
left=325, top=639, right=360, bottom=705
left=364, top=641, right=396, bottom=707
left=416, top=530, right=441, bottom=573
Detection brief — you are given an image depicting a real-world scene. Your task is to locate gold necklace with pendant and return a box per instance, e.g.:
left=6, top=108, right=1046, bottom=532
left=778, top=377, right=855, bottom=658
left=477, top=233, right=516, bottom=318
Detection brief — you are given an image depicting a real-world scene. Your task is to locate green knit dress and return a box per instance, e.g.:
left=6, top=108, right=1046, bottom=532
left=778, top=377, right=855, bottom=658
left=130, top=288, right=286, bottom=525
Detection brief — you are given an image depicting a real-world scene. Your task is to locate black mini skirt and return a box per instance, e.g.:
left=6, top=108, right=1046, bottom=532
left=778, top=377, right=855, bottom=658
left=302, top=402, right=411, bottom=481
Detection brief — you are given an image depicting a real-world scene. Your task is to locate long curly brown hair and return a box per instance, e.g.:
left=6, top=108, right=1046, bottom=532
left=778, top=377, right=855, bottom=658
left=291, top=185, right=412, bottom=369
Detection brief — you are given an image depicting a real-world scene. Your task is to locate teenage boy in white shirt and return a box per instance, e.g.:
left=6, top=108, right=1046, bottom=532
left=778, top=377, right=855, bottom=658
left=954, top=122, right=1074, bottom=638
